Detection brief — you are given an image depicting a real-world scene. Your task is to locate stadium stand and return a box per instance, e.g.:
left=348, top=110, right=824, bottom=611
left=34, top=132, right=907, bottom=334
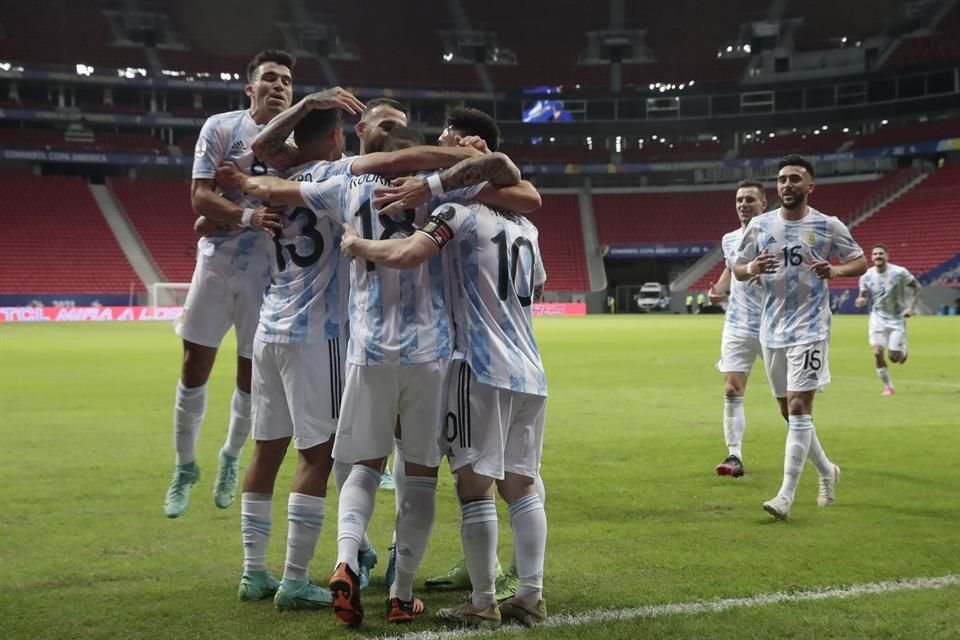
left=738, top=131, right=854, bottom=158
left=527, top=194, right=591, bottom=291
left=109, top=177, right=198, bottom=283
left=502, top=143, right=609, bottom=165
left=0, top=1, right=150, bottom=70
left=326, top=0, right=480, bottom=89
left=622, top=140, right=727, bottom=163
left=594, top=190, right=754, bottom=245
left=620, top=0, right=769, bottom=88
left=853, top=117, right=960, bottom=149
left=0, top=175, right=143, bottom=294
left=464, top=0, right=609, bottom=89
left=788, top=0, right=897, bottom=52
left=884, top=4, right=960, bottom=71
left=832, top=163, right=960, bottom=287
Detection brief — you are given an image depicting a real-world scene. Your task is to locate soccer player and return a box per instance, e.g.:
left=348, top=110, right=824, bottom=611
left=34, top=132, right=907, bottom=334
left=223, top=107, right=354, bottom=609
left=252, top=95, right=412, bottom=492
left=163, top=49, right=297, bottom=519
left=854, top=244, right=921, bottom=395
left=734, top=154, right=866, bottom=520
left=708, top=180, right=767, bottom=478
left=370, top=108, right=544, bottom=600
left=340, top=197, right=550, bottom=629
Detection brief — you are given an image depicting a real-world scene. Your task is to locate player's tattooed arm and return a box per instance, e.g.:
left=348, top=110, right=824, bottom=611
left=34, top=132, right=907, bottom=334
left=533, top=284, right=545, bottom=303
left=252, top=87, right=365, bottom=171
left=440, top=152, right=521, bottom=190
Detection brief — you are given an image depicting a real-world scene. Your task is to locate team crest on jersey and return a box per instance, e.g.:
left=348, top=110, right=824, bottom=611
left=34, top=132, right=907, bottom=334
left=435, top=205, right=456, bottom=221
left=803, top=232, right=818, bottom=246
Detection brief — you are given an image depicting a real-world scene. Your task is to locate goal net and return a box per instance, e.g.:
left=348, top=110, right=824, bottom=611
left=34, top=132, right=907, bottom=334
left=149, top=282, right=191, bottom=307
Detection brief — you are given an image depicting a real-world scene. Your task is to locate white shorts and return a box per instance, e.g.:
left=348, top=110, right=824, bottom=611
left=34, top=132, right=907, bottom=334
left=716, top=333, right=762, bottom=375
left=175, top=254, right=268, bottom=359
left=333, top=359, right=449, bottom=467
left=762, top=340, right=832, bottom=398
left=442, top=360, right=546, bottom=481
left=869, top=316, right=908, bottom=354
left=251, top=338, right=344, bottom=450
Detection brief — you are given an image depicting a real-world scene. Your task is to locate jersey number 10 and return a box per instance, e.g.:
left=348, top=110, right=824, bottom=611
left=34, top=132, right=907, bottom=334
left=491, top=231, right=535, bottom=306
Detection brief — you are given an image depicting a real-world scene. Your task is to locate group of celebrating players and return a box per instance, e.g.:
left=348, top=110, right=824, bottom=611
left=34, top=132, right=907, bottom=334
left=162, top=48, right=548, bottom=629
left=158, top=46, right=923, bottom=630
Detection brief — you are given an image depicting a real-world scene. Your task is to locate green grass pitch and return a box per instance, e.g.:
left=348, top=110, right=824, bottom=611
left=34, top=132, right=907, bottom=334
left=1, top=315, right=958, bottom=639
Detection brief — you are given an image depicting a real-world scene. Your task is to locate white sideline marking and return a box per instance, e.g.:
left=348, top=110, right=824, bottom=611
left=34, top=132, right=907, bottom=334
left=377, top=575, right=960, bottom=640
left=833, top=375, right=960, bottom=389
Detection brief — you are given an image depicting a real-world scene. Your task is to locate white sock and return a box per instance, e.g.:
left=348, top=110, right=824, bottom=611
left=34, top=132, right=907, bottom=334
left=393, top=442, right=406, bottom=512
left=534, top=473, right=546, bottom=504
left=877, top=367, right=892, bottom=387
left=461, top=498, right=498, bottom=609
left=284, top=493, right=325, bottom=581
left=241, top=492, right=272, bottom=573
left=222, top=388, right=251, bottom=458
left=333, top=461, right=372, bottom=552
left=390, top=476, right=438, bottom=602
left=509, top=493, right=547, bottom=603
left=336, top=465, right=380, bottom=573
left=390, top=443, right=406, bottom=548
left=778, top=415, right=813, bottom=501
left=805, top=428, right=834, bottom=477
left=174, top=381, right=207, bottom=466
left=723, top=396, right=745, bottom=460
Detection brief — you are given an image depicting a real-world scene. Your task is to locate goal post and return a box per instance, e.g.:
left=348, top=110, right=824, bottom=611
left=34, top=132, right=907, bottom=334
left=149, top=282, right=191, bottom=307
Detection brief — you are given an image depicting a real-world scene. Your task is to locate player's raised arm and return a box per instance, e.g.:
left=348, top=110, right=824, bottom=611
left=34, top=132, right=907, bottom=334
left=373, top=152, right=522, bottom=215
left=252, top=88, right=365, bottom=171
left=350, top=144, right=481, bottom=177
left=194, top=216, right=238, bottom=237
left=340, top=223, right=439, bottom=270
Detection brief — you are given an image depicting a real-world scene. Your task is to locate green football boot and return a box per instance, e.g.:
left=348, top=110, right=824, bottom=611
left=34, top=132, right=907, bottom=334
left=163, top=462, right=199, bottom=518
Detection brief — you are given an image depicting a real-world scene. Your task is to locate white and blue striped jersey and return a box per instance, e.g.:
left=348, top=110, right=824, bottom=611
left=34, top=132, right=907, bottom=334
left=256, top=158, right=357, bottom=344
left=299, top=173, right=453, bottom=365
left=419, top=202, right=548, bottom=397
left=859, top=264, right=915, bottom=325
left=192, top=109, right=277, bottom=275
left=721, top=228, right=763, bottom=339
left=735, top=207, right=863, bottom=348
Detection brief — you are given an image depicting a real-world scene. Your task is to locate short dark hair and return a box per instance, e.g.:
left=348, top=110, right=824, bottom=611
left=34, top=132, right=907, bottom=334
left=446, top=107, right=500, bottom=152
left=778, top=154, right=815, bottom=178
left=872, top=243, right=889, bottom=253
left=737, top=179, right=766, bottom=194
left=294, top=108, right=342, bottom=147
left=383, top=127, right=425, bottom=151
left=246, top=49, right=296, bottom=82
left=362, top=98, right=408, bottom=120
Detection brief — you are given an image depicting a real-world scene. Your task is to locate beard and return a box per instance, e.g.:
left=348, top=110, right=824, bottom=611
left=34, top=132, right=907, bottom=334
left=780, top=190, right=806, bottom=210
